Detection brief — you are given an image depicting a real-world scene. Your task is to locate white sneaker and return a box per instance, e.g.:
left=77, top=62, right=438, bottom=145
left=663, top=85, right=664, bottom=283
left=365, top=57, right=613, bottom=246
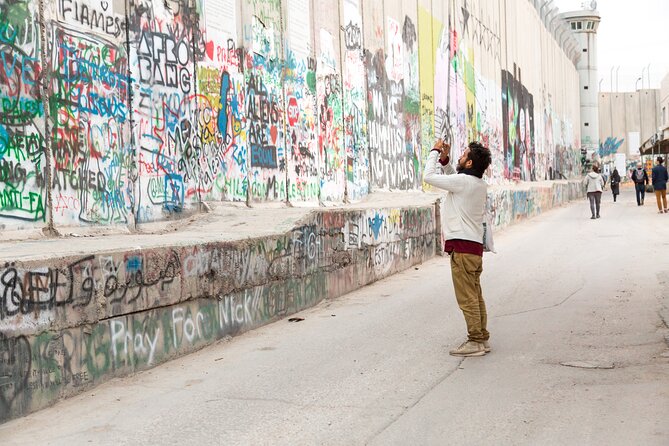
left=449, top=341, right=486, bottom=357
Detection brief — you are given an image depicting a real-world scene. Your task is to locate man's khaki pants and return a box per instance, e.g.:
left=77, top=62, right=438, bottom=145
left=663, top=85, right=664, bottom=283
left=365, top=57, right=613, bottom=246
left=450, top=252, right=489, bottom=343
left=655, top=189, right=667, bottom=211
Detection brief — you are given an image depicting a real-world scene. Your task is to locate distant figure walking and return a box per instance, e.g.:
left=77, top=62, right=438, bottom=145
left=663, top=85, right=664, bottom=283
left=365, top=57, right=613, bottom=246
left=651, top=157, right=668, bottom=213
left=631, top=163, right=649, bottom=206
left=583, top=164, right=604, bottom=219
left=610, top=168, right=621, bottom=202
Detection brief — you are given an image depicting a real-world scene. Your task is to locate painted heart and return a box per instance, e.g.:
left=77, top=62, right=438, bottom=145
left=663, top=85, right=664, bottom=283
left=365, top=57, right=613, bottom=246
left=101, top=1, right=109, bottom=11
left=270, top=126, right=278, bottom=145
left=205, top=41, right=214, bottom=60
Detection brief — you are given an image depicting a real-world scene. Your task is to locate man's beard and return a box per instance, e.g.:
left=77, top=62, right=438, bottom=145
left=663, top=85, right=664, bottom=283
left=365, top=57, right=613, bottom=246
left=456, top=162, right=465, bottom=173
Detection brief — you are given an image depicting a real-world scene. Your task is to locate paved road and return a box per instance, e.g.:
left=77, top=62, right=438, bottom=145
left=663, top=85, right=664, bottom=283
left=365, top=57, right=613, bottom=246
left=2, top=188, right=668, bottom=445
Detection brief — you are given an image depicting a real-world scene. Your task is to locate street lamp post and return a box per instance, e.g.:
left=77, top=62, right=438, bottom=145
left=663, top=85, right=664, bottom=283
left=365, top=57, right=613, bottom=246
left=635, top=77, right=642, bottom=91
left=641, top=66, right=647, bottom=89
left=615, top=66, right=620, bottom=92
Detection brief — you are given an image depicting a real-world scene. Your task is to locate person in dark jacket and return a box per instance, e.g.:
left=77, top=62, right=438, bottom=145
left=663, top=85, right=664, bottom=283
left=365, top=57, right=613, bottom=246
left=610, top=168, right=621, bottom=202
left=651, top=156, right=668, bottom=213
left=630, top=163, right=649, bottom=205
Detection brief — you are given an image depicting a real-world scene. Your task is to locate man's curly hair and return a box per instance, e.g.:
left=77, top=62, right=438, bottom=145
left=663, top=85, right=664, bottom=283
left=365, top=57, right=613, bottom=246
left=467, top=141, right=491, bottom=176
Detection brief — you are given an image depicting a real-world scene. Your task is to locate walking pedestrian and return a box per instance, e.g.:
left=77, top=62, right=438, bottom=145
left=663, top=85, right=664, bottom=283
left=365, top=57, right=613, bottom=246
left=631, top=163, right=649, bottom=205
left=651, top=156, right=668, bottom=213
left=610, top=167, right=621, bottom=202
left=423, top=139, right=492, bottom=357
left=583, top=164, right=605, bottom=219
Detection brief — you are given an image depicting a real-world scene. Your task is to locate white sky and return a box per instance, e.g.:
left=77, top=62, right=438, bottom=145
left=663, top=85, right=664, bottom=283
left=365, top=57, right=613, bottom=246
left=555, top=0, right=669, bottom=92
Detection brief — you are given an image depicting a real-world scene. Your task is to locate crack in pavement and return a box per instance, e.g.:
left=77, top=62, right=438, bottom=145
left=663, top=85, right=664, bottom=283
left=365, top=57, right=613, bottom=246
left=495, top=282, right=585, bottom=318
left=364, top=357, right=466, bottom=445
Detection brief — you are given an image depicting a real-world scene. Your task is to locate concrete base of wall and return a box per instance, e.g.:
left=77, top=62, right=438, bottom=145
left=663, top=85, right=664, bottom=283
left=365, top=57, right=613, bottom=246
left=0, top=181, right=584, bottom=423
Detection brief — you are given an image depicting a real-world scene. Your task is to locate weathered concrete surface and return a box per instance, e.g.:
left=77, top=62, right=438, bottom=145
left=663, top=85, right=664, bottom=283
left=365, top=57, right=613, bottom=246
left=1, top=187, right=666, bottom=444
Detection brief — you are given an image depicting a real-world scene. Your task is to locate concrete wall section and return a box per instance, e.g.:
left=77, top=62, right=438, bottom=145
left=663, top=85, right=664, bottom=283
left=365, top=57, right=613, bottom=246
left=0, top=1, right=47, bottom=226
left=0, top=0, right=582, bottom=232
left=314, top=0, right=345, bottom=203
left=487, top=180, right=584, bottom=230
left=340, top=0, right=369, bottom=201
left=599, top=89, right=660, bottom=159
left=283, top=0, right=320, bottom=204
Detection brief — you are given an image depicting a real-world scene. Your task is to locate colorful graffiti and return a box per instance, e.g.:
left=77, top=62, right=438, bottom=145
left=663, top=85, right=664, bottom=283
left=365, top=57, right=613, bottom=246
left=0, top=0, right=583, bottom=233
left=501, top=66, right=535, bottom=181
left=341, top=0, right=368, bottom=201
left=0, top=0, right=45, bottom=224
left=599, top=137, right=624, bottom=158
left=316, top=27, right=344, bottom=203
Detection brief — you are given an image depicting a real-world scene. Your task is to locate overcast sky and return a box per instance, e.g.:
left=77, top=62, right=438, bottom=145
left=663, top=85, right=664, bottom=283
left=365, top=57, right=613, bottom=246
left=555, top=0, right=669, bottom=92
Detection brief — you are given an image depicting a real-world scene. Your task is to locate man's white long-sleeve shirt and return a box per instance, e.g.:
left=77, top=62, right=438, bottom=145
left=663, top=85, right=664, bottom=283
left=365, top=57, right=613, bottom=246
left=423, top=150, right=487, bottom=243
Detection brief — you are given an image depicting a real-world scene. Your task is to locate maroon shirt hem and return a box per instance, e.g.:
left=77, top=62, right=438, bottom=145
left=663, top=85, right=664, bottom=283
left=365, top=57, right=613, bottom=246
left=444, top=239, right=484, bottom=257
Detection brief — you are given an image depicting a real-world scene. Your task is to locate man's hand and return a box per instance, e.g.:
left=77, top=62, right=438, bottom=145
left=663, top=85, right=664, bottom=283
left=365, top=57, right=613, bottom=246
left=432, top=139, right=451, bottom=164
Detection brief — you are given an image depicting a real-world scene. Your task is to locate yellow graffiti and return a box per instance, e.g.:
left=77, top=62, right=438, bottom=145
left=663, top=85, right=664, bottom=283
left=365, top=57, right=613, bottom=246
left=418, top=6, right=442, bottom=191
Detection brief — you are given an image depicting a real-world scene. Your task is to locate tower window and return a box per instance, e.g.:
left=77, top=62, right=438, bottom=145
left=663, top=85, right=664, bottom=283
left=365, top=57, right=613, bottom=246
left=571, top=22, right=576, bottom=30
left=584, top=123, right=589, bottom=127
left=583, top=48, right=588, bottom=52
left=584, top=86, right=589, bottom=90
left=576, top=22, right=582, bottom=30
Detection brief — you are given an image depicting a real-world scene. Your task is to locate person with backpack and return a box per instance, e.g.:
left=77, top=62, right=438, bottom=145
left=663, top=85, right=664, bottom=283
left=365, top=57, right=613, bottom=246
left=651, top=157, right=668, bottom=213
left=631, top=163, right=649, bottom=206
left=610, top=168, right=621, bottom=202
left=583, top=164, right=605, bottom=219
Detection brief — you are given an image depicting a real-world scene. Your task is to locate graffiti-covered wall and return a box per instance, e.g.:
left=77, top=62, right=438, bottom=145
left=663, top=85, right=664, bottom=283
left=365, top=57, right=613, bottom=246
left=0, top=0, right=581, bottom=231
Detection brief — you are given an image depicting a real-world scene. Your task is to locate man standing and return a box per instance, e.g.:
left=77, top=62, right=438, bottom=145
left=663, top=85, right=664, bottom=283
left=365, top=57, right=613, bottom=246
left=651, top=156, right=668, bottom=213
left=631, top=163, right=649, bottom=206
left=423, top=139, right=492, bottom=357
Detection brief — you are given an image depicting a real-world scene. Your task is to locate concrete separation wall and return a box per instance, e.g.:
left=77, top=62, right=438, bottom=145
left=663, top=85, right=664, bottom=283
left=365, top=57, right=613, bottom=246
left=0, top=205, right=436, bottom=422
left=0, top=0, right=582, bottom=233
left=487, top=180, right=584, bottom=230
